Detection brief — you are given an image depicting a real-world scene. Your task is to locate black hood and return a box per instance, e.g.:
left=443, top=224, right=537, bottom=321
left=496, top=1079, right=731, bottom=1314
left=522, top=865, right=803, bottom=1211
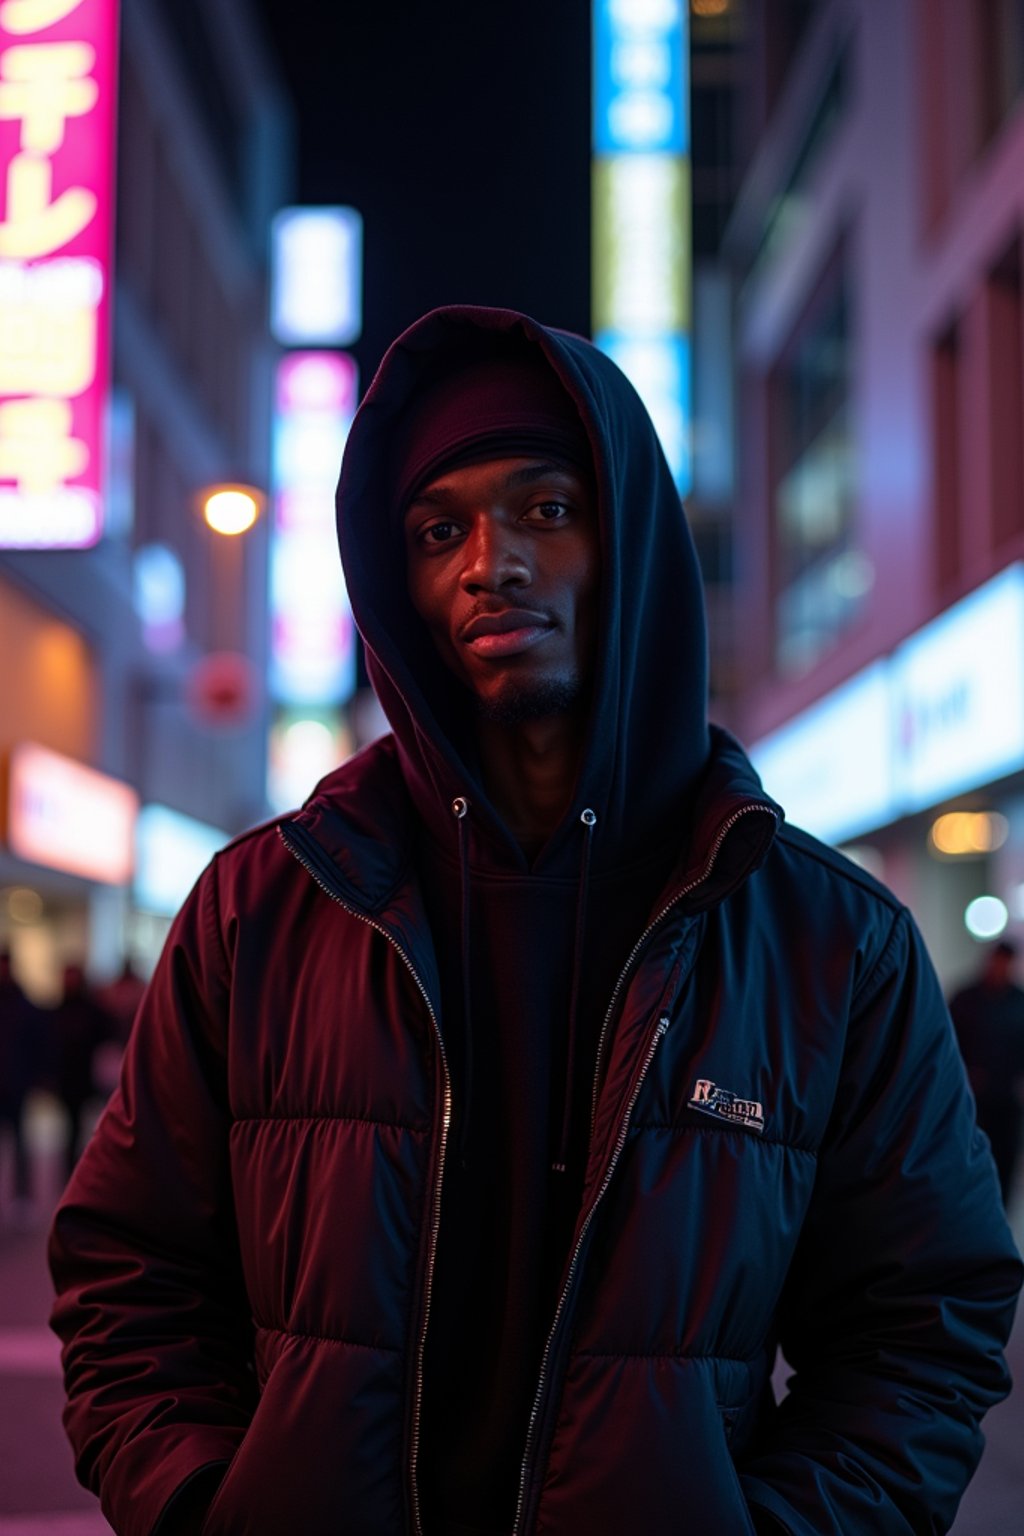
left=336, top=305, right=710, bottom=874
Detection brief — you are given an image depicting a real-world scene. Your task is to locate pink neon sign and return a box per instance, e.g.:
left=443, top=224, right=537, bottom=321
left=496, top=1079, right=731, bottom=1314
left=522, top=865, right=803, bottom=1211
left=0, top=0, right=119, bottom=548
left=8, top=740, right=138, bottom=884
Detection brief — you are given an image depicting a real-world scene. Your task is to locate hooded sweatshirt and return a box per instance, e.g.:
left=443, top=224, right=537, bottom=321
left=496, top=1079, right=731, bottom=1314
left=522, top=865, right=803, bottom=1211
left=336, top=306, right=711, bottom=1535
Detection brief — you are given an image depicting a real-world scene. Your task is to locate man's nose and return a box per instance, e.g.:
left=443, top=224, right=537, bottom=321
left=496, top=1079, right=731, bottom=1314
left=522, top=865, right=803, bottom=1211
left=459, top=517, right=530, bottom=592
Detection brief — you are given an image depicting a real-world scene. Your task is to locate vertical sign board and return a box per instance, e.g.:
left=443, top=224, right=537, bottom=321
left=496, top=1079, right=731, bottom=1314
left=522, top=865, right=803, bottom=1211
left=270, top=206, right=363, bottom=349
left=269, top=350, right=358, bottom=707
left=592, top=0, right=691, bottom=493
left=0, top=0, right=118, bottom=548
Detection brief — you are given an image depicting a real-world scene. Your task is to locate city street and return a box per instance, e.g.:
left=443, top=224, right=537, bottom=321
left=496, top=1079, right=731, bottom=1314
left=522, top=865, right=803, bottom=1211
left=1, top=1100, right=1022, bottom=1533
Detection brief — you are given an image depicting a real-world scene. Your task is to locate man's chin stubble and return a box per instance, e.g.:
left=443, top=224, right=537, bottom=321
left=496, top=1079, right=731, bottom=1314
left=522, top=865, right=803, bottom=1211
left=472, top=675, right=584, bottom=725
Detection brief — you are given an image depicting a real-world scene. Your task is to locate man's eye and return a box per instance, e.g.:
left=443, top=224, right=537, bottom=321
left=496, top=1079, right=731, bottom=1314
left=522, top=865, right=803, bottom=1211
left=526, top=501, right=570, bottom=523
left=421, top=520, right=461, bottom=545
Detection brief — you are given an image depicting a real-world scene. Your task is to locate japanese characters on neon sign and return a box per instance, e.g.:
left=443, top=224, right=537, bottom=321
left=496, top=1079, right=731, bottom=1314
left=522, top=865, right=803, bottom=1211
left=0, top=0, right=118, bottom=548
left=592, top=0, right=691, bottom=493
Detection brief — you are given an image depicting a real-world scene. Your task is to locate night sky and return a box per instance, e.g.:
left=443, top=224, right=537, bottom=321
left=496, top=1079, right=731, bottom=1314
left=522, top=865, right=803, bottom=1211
left=253, top=0, right=594, bottom=383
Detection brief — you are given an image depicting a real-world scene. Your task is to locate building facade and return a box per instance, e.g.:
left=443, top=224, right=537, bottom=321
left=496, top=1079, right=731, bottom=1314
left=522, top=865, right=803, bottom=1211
left=725, top=0, right=1024, bottom=986
left=0, top=0, right=293, bottom=997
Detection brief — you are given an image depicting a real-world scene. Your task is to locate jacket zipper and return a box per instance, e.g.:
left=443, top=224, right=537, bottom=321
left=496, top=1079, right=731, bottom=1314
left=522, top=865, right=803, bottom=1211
left=513, top=1012, right=671, bottom=1535
left=590, top=800, right=777, bottom=1133
left=515, top=798, right=777, bottom=1535
left=277, top=823, right=449, bottom=1536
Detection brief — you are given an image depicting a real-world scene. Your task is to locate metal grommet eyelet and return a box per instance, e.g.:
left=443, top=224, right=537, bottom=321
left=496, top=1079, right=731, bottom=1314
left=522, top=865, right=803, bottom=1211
left=452, top=797, right=469, bottom=819
left=580, top=808, right=597, bottom=827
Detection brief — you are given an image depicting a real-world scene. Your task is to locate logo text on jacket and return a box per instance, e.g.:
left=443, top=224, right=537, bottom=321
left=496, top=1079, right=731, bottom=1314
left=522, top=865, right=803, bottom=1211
left=688, top=1078, right=765, bottom=1133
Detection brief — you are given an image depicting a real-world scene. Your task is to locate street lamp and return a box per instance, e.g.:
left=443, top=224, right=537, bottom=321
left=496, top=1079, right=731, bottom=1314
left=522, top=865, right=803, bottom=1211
left=199, top=483, right=264, bottom=536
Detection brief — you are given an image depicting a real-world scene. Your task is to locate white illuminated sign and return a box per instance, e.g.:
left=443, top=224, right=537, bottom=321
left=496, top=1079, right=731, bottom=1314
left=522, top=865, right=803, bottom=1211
left=891, top=564, right=1024, bottom=810
left=270, top=206, right=363, bottom=347
left=751, top=662, right=893, bottom=846
left=269, top=352, right=358, bottom=707
left=751, top=564, right=1024, bottom=843
left=134, top=804, right=228, bottom=916
left=7, top=741, right=137, bottom=884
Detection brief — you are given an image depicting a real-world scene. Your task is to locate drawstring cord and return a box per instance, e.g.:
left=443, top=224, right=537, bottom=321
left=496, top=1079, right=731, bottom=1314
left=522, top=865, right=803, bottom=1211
left=452, top=796, right=473, bottom=1165
left=450, top=797, right=598, bottom=1175
left=552, top=807, right=597, bottom=1173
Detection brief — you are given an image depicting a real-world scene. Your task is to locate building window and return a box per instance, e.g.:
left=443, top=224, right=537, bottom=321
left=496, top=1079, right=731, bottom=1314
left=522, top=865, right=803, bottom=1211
left=977, top=0, right=1024, bottom=146
left=750, top=40, right=850, bottom=278
left=987, top=238, right=1024, bottom=549
left=770, top=247, right=863, bottom=676
left=761, top=0, right=824, bottom=119
left=930, top=319, right=962, bottom=594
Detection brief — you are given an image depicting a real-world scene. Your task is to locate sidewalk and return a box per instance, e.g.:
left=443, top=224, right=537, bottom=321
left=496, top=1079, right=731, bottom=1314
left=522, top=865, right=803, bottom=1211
left=0, top=1098, right=112, bottom=1533
left=2, top=1102, right=1023, bottom=1533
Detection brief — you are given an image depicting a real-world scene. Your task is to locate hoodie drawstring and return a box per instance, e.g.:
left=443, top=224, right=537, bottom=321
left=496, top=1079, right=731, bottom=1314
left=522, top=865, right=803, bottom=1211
left=552, top=808, right=597, bottom=1173
left=452, top=797, right=473, bottom=1164
left=450, top=799, right=597, bottom=1175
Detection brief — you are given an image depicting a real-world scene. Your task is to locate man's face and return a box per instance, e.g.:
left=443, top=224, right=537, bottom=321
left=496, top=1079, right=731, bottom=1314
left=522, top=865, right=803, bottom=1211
left=404, top=456, right=599, bottom=724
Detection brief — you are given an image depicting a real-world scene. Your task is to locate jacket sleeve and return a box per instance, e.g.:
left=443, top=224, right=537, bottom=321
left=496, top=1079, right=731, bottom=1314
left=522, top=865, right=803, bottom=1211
left=739, top=907, right=1023, bottom=1536
left=48, top=861, right=256, bottom=1536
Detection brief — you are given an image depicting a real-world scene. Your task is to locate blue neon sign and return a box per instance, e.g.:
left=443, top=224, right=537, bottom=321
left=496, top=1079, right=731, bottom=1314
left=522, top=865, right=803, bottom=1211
left=593, top=0, right=689, bottom=155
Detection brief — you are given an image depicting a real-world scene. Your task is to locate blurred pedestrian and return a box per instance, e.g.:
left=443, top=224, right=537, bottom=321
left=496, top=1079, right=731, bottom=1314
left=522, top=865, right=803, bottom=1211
left=950, top=939, right=1024, bottom=1205
left=49, top=963, right=115, bottom=1182
left=0, top=949, right=39, bottom=1219
left=95, top=957, right=147, bottom=1047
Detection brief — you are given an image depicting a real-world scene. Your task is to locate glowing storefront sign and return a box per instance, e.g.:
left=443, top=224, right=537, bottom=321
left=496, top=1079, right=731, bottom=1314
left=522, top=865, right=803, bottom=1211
left=0, top=0, right=118, bottom=548
left=270, top=351, right=358, bottom=706
left=750, top=564, right=1024, bottom=843
left=270, top=206, right=363, bottom=348
left=134, top=803, right=228, bottom=916
left=7, top=740, right=137, bottom=883
left=592, top=0, right=691, bottom=493
left=751, top=662, right=893, bottom=846
left=891, top=564, right=1024, bottom=811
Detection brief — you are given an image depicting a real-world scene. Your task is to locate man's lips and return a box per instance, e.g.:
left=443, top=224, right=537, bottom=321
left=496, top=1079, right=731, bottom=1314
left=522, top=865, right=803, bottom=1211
left=459, top=608, right=555, bottom=658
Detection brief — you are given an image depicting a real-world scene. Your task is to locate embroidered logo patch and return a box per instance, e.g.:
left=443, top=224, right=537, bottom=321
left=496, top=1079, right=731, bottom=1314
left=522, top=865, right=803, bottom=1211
left=688, top=1078, right=765, bottom=1133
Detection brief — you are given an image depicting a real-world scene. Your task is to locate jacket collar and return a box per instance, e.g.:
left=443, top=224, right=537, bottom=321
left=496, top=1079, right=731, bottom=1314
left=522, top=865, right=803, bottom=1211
left=284, top=724, right=782, bottom=925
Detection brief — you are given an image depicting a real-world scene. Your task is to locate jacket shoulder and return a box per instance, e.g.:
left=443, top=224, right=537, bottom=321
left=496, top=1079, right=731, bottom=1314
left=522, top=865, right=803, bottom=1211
left=209, top=733, right=410, bottom=921
left=212, top=734, right=402, bottom=867
left=772, top=820, right=902, bottom=914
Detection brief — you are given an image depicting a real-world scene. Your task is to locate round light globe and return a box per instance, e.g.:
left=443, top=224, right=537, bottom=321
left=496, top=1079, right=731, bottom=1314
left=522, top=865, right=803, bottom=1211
left=202, top=486, right=262, bottom=536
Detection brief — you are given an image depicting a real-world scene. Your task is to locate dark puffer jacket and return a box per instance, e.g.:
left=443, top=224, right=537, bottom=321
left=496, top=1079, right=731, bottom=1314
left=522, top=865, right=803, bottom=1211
left=48, top=731, right=1021, bottom=1536
left=49, top=306, right=1021, bottom=1536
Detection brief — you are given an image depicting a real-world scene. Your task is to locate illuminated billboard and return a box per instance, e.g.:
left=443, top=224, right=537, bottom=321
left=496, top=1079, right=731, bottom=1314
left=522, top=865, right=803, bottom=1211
left=751, top=662, right=893, bottom=846
left=135, top=803, right=228, bottom=915
left=7, top=741, right=137, bottom=883
left=750, top=564, right=1024, bottom=843
left=269, top=351, right=358, bottom=706
left=0, top=0, right=119, bottom=548
left=891, top=564, right=1024, bottom=811
left=592, top=0, right=691, bottom=493
left=270, top=206, right=363, bottom=347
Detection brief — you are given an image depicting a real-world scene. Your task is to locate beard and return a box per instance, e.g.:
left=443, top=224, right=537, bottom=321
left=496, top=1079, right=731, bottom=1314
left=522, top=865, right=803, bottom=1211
left=472, top=673, right=584, bottom=724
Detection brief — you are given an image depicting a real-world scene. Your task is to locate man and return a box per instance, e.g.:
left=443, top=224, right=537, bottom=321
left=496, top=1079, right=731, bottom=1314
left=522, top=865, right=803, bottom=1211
left=50, top=307, right=1021, bottom=1536
left=950, top=939, right=1024, bottom=1204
